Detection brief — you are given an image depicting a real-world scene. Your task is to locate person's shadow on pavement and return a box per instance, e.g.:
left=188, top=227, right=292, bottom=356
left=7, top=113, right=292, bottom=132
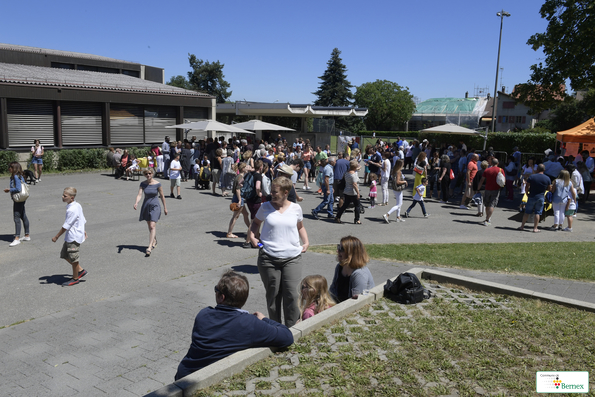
left=0, top=234, right=15, bottom=242
left=117, top=244, right=147, bottom=253
left=231, top=264, right=259, bottom=274
left=39, top=274, right=85, bottom=285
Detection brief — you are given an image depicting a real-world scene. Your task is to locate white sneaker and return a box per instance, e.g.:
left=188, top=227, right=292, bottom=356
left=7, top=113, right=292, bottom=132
left=382, top=214, right=389, bottom=224
left=21, top=236, right=31, bottom=241
left=9, top=239, right=21, bottom=247
left=563, top=227, right=573, bottom=232
left=459, top=205, right=470, bottom=210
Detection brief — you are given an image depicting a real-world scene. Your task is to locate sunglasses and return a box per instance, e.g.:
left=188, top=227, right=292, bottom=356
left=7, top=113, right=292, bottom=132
left=336, top=244, right=344, bottom=252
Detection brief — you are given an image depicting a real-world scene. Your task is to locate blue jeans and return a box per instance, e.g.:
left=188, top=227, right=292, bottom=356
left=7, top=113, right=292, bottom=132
left=314, top=186, right=334, bottom=217
left=406, top=199, right=427, bottom=216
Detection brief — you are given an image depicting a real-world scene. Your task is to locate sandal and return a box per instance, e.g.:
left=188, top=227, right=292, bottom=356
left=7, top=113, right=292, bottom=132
left=226, top=233, right=239, bottom=238
left=145, top=249, right=152, bottom=256
left=355, top=220, right=362, bottom=225
left=152, top=238, right=158, bottom=249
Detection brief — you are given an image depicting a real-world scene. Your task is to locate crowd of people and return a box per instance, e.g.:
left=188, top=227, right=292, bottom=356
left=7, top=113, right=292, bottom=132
left=5, top=133, right=594, bottom=382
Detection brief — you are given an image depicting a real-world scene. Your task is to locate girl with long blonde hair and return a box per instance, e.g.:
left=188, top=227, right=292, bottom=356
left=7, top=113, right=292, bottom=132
left=299, top=275, right=335, bottom=320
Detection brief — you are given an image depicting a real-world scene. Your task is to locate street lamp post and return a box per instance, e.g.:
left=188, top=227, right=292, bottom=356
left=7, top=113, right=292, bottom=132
left=491, top=10, right=511, bottom=133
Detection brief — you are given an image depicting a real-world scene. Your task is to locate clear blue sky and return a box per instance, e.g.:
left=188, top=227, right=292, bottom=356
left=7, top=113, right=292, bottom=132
left=2, top=0, right=548, bottom=104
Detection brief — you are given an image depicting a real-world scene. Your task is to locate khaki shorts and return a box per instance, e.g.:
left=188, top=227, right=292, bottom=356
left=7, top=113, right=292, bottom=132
left=465, top=184, right=474, bottom=198
left=60, top=241, right=80, bottom=263
left=170, top=178, right=181, bottom=188
left=484, top=190, right=500, bottom=208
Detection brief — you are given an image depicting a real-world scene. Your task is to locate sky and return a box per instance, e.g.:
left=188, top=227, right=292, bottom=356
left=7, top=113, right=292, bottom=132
left=2, top=0, right=549, bottom=104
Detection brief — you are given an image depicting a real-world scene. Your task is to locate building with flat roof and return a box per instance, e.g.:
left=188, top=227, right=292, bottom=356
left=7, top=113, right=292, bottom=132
left=0, top=44, right=214, bottom=150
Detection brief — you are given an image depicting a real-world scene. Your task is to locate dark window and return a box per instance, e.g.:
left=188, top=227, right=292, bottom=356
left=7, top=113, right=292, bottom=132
left=122, top=69, right=140, bottom=78
left=77, top=65, right=98, bottom=72
left=51, top=62, right=75, bottom=69
left=98, top=67, right=119, bottom=74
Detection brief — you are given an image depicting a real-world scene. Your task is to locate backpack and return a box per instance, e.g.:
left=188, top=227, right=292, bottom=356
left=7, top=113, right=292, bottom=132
left=241, top=171, right=256, bottom=200
left=199, top=166, right=211, bottom=181
left=384, top=272, right=430, bottom=304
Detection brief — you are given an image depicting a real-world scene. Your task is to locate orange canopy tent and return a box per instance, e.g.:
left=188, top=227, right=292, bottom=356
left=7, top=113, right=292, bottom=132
left=556, top=118, right=595, bottom=143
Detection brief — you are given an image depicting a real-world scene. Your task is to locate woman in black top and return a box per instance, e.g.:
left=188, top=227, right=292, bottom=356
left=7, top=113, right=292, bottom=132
left=438, top=154, right=452, bottom=203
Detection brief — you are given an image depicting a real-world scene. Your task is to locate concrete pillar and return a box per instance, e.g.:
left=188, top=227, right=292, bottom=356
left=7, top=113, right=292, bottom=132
left=0, top=98, right=8, bottom=149
left=102, top=103, right=110, bottom=146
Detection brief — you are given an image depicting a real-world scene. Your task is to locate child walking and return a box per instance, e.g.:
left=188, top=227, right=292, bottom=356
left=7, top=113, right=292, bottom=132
left=368, top=173, right=378, bottom=208
left=52, top=187, right=88, bottom=287
left=299, top=275, right=336, bottom=321
left=405, top=177, right=430, bottom=218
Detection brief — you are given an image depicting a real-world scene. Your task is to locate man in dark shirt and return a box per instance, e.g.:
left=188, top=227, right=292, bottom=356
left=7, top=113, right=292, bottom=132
left=175, top=270, right=293, bottom=380
left=333, top=152, right=351, bottom=208
left=243, top=160, right=264, bottom=249
left=519, top=164, right=552, bottom=232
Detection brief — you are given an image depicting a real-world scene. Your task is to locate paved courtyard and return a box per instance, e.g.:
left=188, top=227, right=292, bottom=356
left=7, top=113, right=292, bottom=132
left=1, top=170, right=594, bottom=396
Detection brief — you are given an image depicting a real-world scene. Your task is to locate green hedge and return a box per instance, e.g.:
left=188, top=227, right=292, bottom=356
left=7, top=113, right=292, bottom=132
left=0, top=150, right=18, bottom=172
left=355, top=131, right=556, bottom=154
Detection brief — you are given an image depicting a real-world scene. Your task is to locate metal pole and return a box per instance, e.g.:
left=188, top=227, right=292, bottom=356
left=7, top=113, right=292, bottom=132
left=491, top=10, right=510, bottom=133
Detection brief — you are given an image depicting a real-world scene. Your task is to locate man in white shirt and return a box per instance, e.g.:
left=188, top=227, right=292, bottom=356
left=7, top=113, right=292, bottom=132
left=52, top=187, right=88, bottom=287
left=162, top=136, right=171, bottom=179
left=169, top=153, right=183, bottom=199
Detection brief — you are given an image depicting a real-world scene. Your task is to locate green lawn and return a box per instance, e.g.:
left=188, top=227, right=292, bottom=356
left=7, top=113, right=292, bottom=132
left=310, top=242, right=595, bottom=282
left=196, top=283, right=595, bottom=396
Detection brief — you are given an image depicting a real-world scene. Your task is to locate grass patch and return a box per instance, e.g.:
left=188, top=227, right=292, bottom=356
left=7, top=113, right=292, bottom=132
left=311, top=242, right=595, bottom=281
left=195, top=284, right=595, bottom=396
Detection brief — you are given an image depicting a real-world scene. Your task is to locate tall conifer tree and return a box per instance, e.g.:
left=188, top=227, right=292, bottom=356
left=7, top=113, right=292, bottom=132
left=313, top=48, right=353, bottom=107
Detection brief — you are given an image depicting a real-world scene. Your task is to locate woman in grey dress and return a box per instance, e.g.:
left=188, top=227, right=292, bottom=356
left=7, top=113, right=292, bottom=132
left=134, top=169, right=168, bottom=256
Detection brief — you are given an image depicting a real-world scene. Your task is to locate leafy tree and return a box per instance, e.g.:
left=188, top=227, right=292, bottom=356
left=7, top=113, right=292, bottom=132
left=313, top=48, right=353, bottom=107
left=354, top=80, right=415, bottom=131
left=187, top=54, right=232, bottom=103
left=166, top=75, right=191, bottom=90
left=516, top=0, right=595, bottom=111
left=549, top=98, right=587, bottom=132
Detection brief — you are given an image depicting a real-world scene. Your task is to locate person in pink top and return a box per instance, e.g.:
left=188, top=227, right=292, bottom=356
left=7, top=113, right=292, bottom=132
left=299, top=275, right=335, bottom=321
left=459, top=154, right=478, bottom=209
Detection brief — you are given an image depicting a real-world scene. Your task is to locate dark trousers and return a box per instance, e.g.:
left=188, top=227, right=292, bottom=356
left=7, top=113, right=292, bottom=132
left=163, top=154, right=170, bottom=178
left=440, top=178, right=450, bottom=201
left=13, top=201, right=30, bottom=236
left=406, top=199, right=427, bottom=216
left=336, top=194, right=360, bottom=222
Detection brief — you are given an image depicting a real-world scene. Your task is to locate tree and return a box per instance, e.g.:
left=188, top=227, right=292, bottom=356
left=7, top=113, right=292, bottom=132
left=354, top=80, right=416, bottom=131
left=187, top=54, right=232, bottom=103
left=313, top=48, right=353, bottom=107
left=166, top=75, right=191, bottom=90
left=516, top=1, right=595, bottom=111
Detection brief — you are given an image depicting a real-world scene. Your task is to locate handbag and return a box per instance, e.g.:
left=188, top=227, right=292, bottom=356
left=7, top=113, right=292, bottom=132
left=449, top=169, right=455, bottom=180
left=229, top=202, right=241, bottom=212
left=11, top=176, right=29, bottom=203
left=496, top=168, right=506, bottom=188
left=414, top=164, right=424, bottom=175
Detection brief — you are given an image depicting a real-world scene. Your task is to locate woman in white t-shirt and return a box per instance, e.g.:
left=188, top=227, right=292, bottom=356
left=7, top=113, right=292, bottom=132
left=31, top=139, right=44, bottom=182
left=249, top=177, right=309, bottom=328
left=380, top=152, right=392, bottom=206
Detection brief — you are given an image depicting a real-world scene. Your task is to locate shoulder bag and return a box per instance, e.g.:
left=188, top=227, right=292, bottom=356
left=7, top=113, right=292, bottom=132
left=11, top=176, right=30, bottom=203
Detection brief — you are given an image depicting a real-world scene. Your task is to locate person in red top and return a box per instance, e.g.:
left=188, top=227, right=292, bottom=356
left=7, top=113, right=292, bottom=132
left=459, top=153, right=478, bottom=209
left=476, top=158, right=503, bottom=226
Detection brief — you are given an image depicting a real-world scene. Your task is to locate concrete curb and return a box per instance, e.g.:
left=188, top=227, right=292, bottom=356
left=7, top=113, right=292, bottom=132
left=145, top=266, right=595, bottom=396
left=421, top=268, right=595, bottom=313
left=144, top=271, right=415, bottom=397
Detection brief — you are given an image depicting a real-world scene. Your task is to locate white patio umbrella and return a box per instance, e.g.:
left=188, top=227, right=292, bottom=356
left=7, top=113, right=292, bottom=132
left=420, top=123, right=488, bottom=150
left=165, top=120, right=253, bottom=134
left=232, top=120, right=295, bottom=131
left=420, top=124, right=481, bottom=135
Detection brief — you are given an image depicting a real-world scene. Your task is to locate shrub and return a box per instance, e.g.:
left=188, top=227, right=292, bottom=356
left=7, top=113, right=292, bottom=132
left=0, top=150, right=18, bottom=172
left=357, top=130, right=556, bottom=154
left=57, top=148, right=109, bottom=171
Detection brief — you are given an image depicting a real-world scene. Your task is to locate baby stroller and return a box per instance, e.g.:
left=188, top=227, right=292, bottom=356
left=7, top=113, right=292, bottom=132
left=197, top=165, right=211, bottom=189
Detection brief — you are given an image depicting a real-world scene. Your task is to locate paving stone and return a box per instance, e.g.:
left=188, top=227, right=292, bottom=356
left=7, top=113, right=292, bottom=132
left=123, top=377, right=166, bottom=396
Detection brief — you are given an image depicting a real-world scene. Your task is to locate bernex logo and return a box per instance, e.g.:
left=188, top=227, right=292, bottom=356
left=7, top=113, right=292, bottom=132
left=536, top=371, right=589, bottom=393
